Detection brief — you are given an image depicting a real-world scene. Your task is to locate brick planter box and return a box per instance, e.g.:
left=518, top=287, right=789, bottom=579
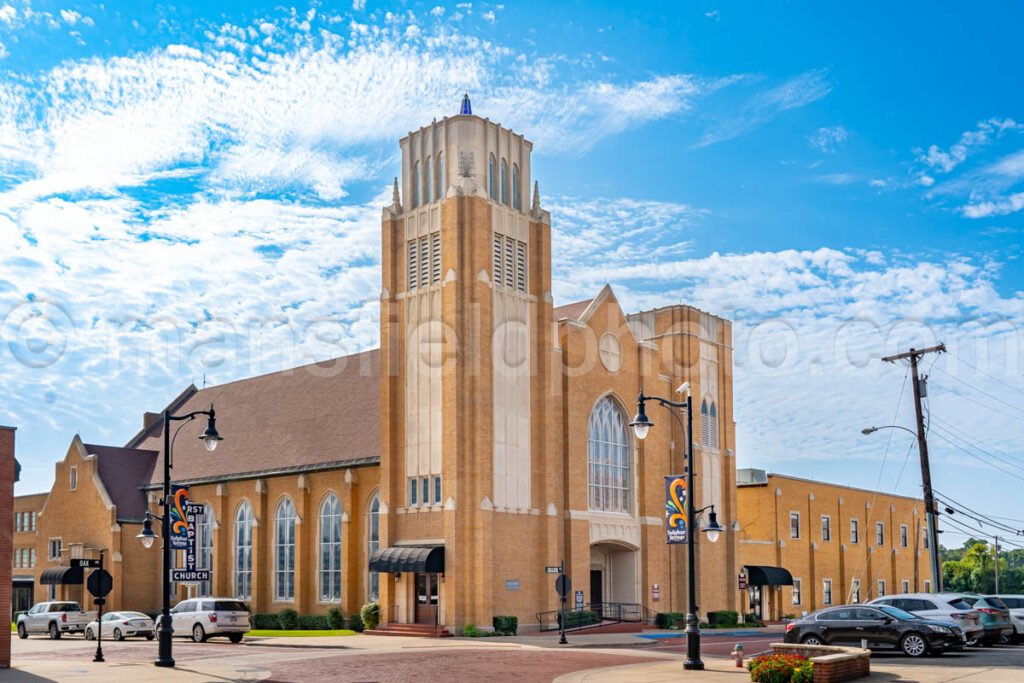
left=770, top=643, right=870, bottom=683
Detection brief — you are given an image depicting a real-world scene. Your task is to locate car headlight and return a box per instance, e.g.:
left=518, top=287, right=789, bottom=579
left=926, top=625, right=952, bottom=634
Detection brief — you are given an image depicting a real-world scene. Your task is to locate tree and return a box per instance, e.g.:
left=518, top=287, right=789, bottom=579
left=941, top=539, right=1021, bottom=594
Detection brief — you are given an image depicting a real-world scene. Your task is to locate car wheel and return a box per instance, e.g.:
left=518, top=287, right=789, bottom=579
left=998, top=633, right=1011, bottom=645
left=17, top=623, right=28, bottom=640
left=228, top=633, right=243, bottom=644
left=901, top=633, right=928, bottom=657
left=145, top=634, right=155, bottom=641
left=113, top=628, right=125, bottom=642
left=84, top=627, right=95, bottom=641
left=192, top=624, right=207, bottom=643
left=48, top=622, right=61, bottom=640
left=801, top=634, right=824, bottom=646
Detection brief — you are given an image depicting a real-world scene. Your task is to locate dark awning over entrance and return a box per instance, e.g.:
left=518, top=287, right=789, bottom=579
left=744, top=565, right=793, bottom=586
left=40, top=565, right=84, bottom=585
left=369, top=545, right=444, bottom=573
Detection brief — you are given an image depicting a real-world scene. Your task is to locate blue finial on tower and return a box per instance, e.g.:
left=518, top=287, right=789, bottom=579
left=460, top=93, right=472, bottom=115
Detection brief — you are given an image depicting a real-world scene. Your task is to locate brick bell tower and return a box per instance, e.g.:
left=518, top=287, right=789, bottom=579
left=378, top=95, right=564, bottom=629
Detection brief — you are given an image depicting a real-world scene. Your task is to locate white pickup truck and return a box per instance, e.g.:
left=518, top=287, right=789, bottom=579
left=16, top=601, right=97, bottom=639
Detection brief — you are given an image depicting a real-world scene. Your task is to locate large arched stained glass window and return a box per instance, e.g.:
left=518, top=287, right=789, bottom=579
left=197, top=504, right=214, bottom=597
left=368, top=492, right=380, bottom=601
left=319, top=494, right=342, bottom=602
left=587, top=397, right=632, bottom=513
left=234, top=501, right=254, bottom=599
left=275, top=497, right=296, bottom=601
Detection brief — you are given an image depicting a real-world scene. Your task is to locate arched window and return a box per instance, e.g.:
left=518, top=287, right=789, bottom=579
left=368, top=492, right=380, bottom=601
left=319, top=494, right=342, bottom=602
left=709, top=402, right=719, bottom=449
left=700, top=400, right=710, bottom=447
left=512, top=164, right=520, bottom=209
left=488, top=153, right=497, bottom=200
left=425, top=156, right=433, bottom=206
left=500, top=159, right=508, bottom=205
left=437, top=151, right=445, bottom=200
left=234, top=500, right=254, bottom=599
left=275, top=497, right=296, bottom=601
left=587, top=397, right=631, bottom=513
left=197, top=504, right=214, bottom=597
left=412, top=161, right=421, bottom=208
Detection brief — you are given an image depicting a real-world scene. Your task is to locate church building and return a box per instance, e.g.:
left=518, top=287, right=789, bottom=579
left=15, top=97, right=740, bottom=632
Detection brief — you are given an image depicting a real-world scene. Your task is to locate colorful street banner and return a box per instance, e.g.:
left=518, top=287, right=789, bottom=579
left=665, top=475, right=687, bottom=544
left=169, top=485, right=190, bottom=549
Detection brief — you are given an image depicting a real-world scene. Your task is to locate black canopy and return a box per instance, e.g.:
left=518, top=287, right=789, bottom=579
left=369, top=545, right=444, bottom=573
left=40, top=566, right=84, bottom=585
left=744, top=565, right=793, bottom=586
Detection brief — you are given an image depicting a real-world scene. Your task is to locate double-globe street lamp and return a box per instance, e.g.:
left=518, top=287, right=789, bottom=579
left=137, top=406, right=223, bottom=668
left=629, top=383, right=723, bottom=672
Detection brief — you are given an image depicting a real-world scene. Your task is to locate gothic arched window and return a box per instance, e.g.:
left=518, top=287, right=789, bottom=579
left=368, top=491, right=381, bottom=601
left=233, top=500, right=254, bottom=599
left=319, top=494, right=342, bottom=602
left=275, top=497, right=296, bottom=601
left=587, top=396, right=631, bottom=513
left=700, top=400, right=710, bottom=447
left=196, top=504, right=214, bottom=597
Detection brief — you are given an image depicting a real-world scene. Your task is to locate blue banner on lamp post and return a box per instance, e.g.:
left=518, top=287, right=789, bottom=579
left=665, top=475, right=687, bottom=544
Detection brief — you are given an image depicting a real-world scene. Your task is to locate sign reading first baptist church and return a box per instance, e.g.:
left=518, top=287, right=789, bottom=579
left=169, top=485, right=210, bottom=583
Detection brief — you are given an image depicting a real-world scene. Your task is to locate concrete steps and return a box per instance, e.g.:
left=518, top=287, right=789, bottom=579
left=365, top=623, right=453, bottom=638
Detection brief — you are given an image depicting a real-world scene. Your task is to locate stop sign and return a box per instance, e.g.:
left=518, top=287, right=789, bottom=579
left=555, top=574, right=571, bottom=597
left=87, top=569, right=113, bottom=598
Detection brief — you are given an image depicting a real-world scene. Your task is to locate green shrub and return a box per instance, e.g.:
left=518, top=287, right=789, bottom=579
left=327, top=607, right=345, bottom=630
left=360, top=602, right=380, bottom=631
left=253, top=613, right=281, bottom=630
left=743, top=613, right=765, bottom=627
left=298, top=614, right=330, bottom=630
left=560, top=610, right=599, bottom=629
left=462, top=623, right=478, bottom=636
left=492, top=615, right=518, bottom=635
left=278, top=608, right=299, bottom=630
left=656, top=612, right=687, bottom=629
left=747, top=653, right=809, bottom=683
left=707, top=610, right=739, bottom=628
left=348, top=615, right=365, bottom=632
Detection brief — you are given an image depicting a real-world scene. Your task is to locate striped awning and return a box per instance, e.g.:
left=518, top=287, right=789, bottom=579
left=369, top=545, right=444, bottom=573
left=40, top=565, right=84, bottom=585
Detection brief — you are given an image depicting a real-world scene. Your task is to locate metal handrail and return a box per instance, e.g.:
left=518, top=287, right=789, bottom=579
left=535, top=601, right=651, bottom=632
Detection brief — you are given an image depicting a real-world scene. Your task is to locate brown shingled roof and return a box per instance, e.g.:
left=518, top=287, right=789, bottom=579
left=553, top=298, right=592, bottom=321
left=82, top=444, right=158, bottom=522
left=130, top=348, right=380, bottom=486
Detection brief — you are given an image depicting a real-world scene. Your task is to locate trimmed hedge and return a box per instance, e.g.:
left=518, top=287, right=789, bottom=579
left=492, top=615, right=518, bottom=635
left=560, top=610, right=599, bottom=629
left=347, top=615, right=365, bottom=632
left=656, top=612, right=687, bottom=629
left=707, top=610, right=739, bottom=628
left=298, top=614, right=330, bottom=630
left=327, top=607, right=345, bottom=630
left=360, top=602, right=380, bottom=630
left=254, top=613, right=281, bottom=630
left=278, top=608, right=299, bottom=631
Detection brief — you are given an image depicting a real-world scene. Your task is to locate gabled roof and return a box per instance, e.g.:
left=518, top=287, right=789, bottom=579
left=82, top=444, right=157, bottom=522
left=553, top=298, right=592, bottom=321
left=129, top=348, right=381, bottom=486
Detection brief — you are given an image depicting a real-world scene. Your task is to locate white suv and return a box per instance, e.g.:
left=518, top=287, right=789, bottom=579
left=170, top=598, right=251, bottom=643
left=868, top=593, right=984, bottom=644
left=995, top=595, right=1024, bottom=643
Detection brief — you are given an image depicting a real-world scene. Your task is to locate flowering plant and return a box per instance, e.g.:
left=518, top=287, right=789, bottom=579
left=747, top=653, right=813, bottom=683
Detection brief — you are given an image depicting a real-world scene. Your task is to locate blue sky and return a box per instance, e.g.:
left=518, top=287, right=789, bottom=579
left=2, top=1, right=1024, bottom=548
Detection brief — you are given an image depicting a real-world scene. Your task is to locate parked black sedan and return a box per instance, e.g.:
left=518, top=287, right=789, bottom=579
left=784, top=604, right=965, bottom=657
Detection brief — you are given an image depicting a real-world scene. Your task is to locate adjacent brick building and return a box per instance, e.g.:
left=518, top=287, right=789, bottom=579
left=12, top=98, right=740, bottom=631
left=1, top=426, right=16, bottom=668
left=737, top=469, right=932, bottom=621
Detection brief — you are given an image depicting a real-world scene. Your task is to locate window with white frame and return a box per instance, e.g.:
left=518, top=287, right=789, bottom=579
left=70, top=466, right=77, bottom=491
left=587, top=397, right=632, bottom=513
left=923, top=527, right=930, bottom=549
left=196, top=504, right=214, bottom=597
left=47, top=585, right=56, bottom=601
left=792, top=578, right=802, bottom=605
left=923, top=579, right=932, bottom=592
left=275, top=497, right=296, bottom=601
left=48, top=538, right=62, bottom=560
left=234, top=500, right=254, bottom=599
left=368, top=492, right=380, bottom=601
left=877, top=580, right=886, bottom=597
left=790, top=512, right=801, bottom=539
left=29, top=548, right=35, bottom=567
left=823, top=579, right=833, bottom=605
left=902, top=579, right=910, bottom=593
left=319, top=494, right=342, bottom=602
left=850, top=519, right=859, bottom=544
left=821, top=515, right=831, bottom=542
left=900, top=524, right=908, bottom=548
left=876, top=522, right=885, bottom=546
left=851, top=579, right=861, bottom=603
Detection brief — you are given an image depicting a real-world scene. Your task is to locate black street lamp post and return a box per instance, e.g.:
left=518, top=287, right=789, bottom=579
left=629, top=384, right=722, bottom=672
left=137, top=405, right=223, bottom=668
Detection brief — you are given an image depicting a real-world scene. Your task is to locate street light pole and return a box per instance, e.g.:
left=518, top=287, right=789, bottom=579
left=141, top=405, right=223, bottom=669
left=630, top=387, right=723, bottom=672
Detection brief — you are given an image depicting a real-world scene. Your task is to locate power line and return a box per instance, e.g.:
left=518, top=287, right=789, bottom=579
left=942, top=515, right=1024, bottom=550
left=929, top=414, right=1024, bottom=466
left=933, top=488, right=1024, bottom=534
left=928, top=422, right=1024, bottom=475
left=931, top=365, right=1024, bottom=420
left=933, top=495, right=1021, bottom=536
left=953, top=354, right=1024, bottom=398
left=928, top=428, right=1024, bottom=483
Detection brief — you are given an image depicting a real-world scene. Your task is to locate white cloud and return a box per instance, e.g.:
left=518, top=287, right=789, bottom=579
left=0, top=4, right=15, bottom=24
left=919, top=117, right=1022, bottom=173
left=809, top=125, right=847, bottom=153
left=962, top=191, right=1024, bottom=219
left=353, top=0, right=367, bottom=9
left=430, top=6, right=445, bottom=16
left=59, top=9, right=80, bottom=25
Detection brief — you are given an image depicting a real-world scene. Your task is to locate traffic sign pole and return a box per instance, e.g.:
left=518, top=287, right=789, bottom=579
left=557, top=560, right=567, bottom=645
left=92, top=551, right=105, bottom=663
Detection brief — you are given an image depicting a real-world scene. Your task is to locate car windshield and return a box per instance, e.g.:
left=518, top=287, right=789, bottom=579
left=212, top=601, right=247, bottom=612
left=983, top=597, right=1008, bottom=609
left=958, top=597, right=979, bottom=607
left=878, top=605, right=918, bottom=620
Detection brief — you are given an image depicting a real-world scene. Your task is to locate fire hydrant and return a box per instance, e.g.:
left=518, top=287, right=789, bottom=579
left=731, top=643, right=744, bottom=668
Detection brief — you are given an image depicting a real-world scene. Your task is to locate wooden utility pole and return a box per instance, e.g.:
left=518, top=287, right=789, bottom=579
left=882, top=343, right=945, bottom=592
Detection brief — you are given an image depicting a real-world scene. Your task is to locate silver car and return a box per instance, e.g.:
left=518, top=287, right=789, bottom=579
left=868, top=593, right=985, bottom=644
left=995, top=595, right=1024, bottom=643
left=85, top=611, right=155, bottom=641
left=170, top=598, right=251, bottom=643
